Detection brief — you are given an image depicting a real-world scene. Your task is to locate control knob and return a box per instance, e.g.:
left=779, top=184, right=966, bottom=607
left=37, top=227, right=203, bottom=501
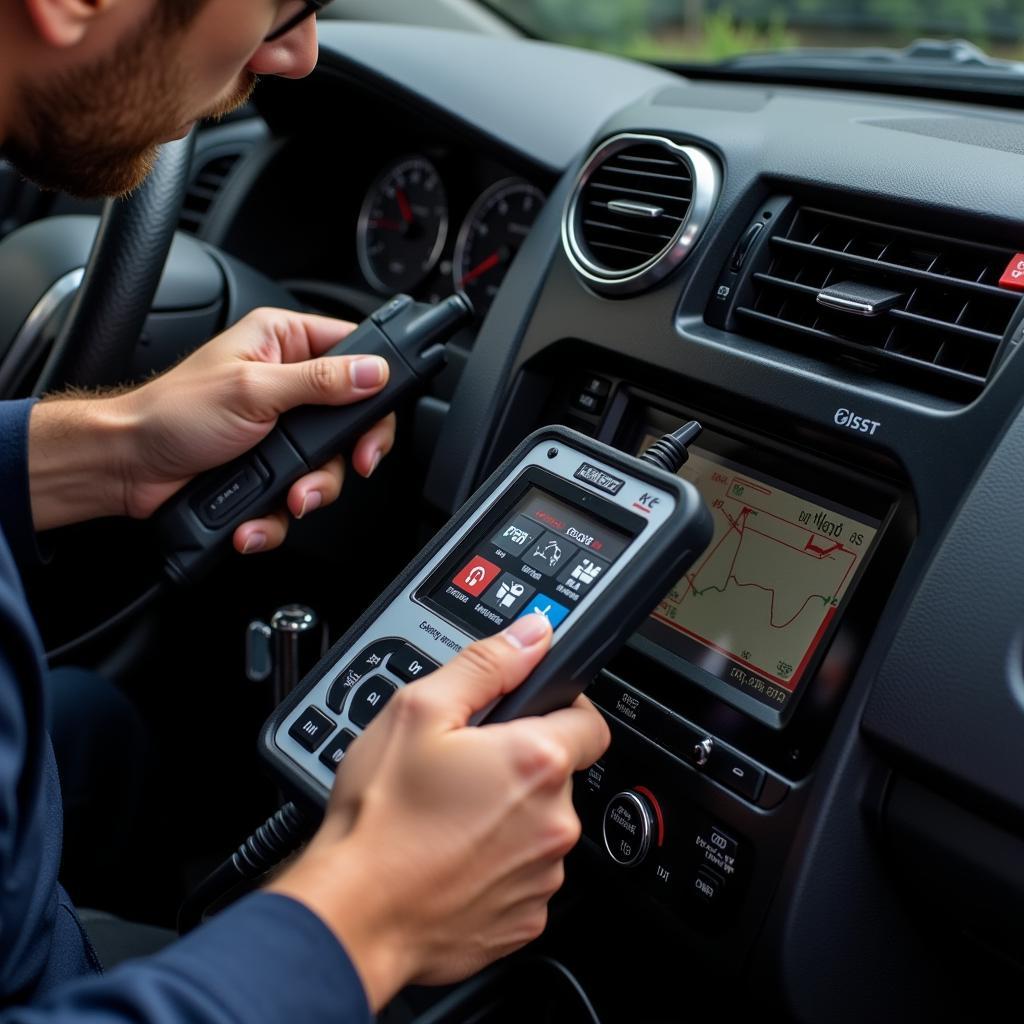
left=602, top=790, right=655, bottom=867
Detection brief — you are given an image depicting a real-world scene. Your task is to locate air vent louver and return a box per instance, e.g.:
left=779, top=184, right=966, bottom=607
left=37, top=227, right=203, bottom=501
left=178, top=153, right=241, bottom=235
left=563, top=134, right=720, bottom=296
left=734, top=206, right=1021, bottom=397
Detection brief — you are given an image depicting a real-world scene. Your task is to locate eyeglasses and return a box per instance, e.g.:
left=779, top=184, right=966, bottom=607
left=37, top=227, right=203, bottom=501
left=265, top=0, right=326, bottom=42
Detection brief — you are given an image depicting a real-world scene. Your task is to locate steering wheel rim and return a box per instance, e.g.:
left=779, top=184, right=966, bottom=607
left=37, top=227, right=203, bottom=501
left=33, top=129, right=196, bottom=395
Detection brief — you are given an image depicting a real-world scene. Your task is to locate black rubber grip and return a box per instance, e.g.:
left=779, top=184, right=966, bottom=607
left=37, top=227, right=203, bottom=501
left=157, top=294, right=470, bottom=585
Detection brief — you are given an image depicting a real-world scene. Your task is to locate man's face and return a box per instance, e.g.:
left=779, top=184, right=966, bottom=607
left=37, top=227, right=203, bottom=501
left=3, top=0, right=317, bottom=199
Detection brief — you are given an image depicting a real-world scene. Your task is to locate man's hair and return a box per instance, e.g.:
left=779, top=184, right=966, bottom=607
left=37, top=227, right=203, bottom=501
left=157, top=0, right=211, bottom=31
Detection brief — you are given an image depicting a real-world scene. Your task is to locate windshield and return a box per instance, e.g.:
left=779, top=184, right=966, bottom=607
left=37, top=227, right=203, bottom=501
left=485, top=1, right=1024, bottom=64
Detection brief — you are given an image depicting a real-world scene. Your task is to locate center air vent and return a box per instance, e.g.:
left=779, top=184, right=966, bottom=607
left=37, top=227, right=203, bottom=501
left=563, top=133, right=720, bottom=296
left=729, top=205, right=1023, bottom=398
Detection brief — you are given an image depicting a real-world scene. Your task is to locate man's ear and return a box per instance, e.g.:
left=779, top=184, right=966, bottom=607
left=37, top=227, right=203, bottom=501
left=22, top=0, right=110, bottom=48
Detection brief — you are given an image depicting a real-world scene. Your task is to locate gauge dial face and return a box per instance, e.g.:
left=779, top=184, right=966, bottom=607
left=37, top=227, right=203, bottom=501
left=454, top=180, right=545, bottom=317
left=358, top=157, right=449, bottom=294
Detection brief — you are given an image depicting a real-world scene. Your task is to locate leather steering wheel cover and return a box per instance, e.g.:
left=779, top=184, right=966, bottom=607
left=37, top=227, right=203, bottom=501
left=34, top=130, right=196, bottom=394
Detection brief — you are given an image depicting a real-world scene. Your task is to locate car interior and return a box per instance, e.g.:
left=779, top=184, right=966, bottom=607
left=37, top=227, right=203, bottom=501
left=1, top=1, right=1023, bottom=1020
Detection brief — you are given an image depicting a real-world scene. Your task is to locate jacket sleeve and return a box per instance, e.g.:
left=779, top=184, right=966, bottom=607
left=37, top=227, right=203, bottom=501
left=3, top=893, right=373, bottom=1024
left=0, top=400, right=40, bottom=568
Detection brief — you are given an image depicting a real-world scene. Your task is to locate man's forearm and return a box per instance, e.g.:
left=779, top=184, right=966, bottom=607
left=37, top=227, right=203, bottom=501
left=28, top=398, right=136, bottom=532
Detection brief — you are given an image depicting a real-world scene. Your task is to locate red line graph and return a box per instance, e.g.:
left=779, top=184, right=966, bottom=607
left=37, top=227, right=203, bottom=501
left=657, top=476, right=863, bottom=689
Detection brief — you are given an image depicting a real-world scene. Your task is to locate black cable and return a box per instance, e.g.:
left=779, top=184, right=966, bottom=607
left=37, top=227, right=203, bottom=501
left=639, top=420, right=703, bottom=475
left=45, top=581, right=165, bottom=664
left=178, top=801, right=315, bottom=934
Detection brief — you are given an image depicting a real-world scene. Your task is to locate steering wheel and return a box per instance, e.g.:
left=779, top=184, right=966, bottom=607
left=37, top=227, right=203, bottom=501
left=31, top=131, right=196, bottom=394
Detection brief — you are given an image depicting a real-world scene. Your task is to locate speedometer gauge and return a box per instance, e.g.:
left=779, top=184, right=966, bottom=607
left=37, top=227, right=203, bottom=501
left=454, top=180, right=545, bottom=317
left=357, top=156, right=449, bottom=294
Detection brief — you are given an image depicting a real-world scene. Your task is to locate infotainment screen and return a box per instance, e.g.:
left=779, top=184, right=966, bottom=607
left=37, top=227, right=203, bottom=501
left=633, top=435, right=883, bottom=718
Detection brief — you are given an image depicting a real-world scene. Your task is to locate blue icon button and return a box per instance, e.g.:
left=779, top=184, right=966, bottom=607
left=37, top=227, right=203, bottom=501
left=519, top=595, right=570, bottom=629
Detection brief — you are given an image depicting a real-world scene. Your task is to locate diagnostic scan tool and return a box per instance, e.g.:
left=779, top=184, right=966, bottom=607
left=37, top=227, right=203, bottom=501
left=262, top=424, right=712, bottom=805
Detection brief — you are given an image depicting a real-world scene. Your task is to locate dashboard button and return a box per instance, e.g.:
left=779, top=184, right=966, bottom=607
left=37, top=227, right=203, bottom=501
left=581, top=374, right=611, bottom=398
left=389, top=645, right=440, bottom=682
left=319, top=729, right=357, bottom=772
left=349, top=676, right=397, bottom=729
left=692, top=737, right=714, bottom=767
left=571, top=390, right=606, bottom=416
left=602, top=791, right=655, bottom=867
left=695, top=824, right=739, bottom=880
left=707, top=745, right=765, bottom=802
left=692, top=869, right=726, bottom=905
left=288, top=706, right=335, bottom=752
left=589, top=677, right=706, bottom=758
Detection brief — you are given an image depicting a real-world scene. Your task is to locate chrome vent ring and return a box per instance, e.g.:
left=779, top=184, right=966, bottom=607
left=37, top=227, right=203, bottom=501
left=562, top=133, right=720, bottom=296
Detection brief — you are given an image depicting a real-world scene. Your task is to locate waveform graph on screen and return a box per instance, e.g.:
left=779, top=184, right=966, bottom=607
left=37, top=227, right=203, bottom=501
left=652, top=457, right=877, bottom=691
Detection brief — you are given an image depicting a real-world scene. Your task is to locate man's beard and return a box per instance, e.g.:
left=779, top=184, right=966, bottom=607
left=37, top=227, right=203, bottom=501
left=2, top=25, right=257, bottom=200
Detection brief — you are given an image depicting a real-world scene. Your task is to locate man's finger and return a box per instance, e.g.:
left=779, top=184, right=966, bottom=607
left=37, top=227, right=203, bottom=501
left=287, top=456, right=346, bottom=520
left=233, top=509, right=289, bottom=555
left=501, top=698, right=611, bottom=775
left=416, top=614, right=552, bottom=727
left=278, top=312, right=360, bottom=362
left=254, top=354, right=391, bottom=418
left=351, top=414, right=396, bottom=478
left=242, top=309, right=361, bottom=365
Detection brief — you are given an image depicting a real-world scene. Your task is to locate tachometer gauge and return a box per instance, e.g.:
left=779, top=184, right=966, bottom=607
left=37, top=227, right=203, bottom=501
left=357, top=156, right=449, bottom=294
left=454, top=180, right=545, bottom=317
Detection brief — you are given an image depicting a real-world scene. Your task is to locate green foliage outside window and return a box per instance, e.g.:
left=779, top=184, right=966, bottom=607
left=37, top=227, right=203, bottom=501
left=490, top=0, right=1024, bottom=61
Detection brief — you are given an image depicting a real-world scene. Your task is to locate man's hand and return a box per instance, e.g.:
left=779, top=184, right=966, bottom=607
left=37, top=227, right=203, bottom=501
left=268, top=613, right=610, bottom=1011
left=28, top=308, right=396, bottom=551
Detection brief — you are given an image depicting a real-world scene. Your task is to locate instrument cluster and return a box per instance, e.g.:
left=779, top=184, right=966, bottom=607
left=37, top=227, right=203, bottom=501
left=354, top=152, right=546, bottom=318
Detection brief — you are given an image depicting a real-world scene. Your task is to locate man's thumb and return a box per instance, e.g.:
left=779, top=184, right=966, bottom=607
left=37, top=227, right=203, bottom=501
left=419, top=613, right=552, bottom=725
left=260, top=354, right=389, bottom=417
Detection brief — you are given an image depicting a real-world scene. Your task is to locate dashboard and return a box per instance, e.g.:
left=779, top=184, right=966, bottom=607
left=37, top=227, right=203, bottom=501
left=197, top=22, right=1024, bottom=1023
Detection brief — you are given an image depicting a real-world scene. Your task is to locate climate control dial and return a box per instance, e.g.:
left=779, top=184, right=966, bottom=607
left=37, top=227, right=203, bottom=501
left=602, top=791, right=655, bottom=867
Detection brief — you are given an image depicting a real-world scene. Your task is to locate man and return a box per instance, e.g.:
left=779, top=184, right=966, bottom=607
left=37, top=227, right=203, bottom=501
left=0, top=1, right=610, bottom=1020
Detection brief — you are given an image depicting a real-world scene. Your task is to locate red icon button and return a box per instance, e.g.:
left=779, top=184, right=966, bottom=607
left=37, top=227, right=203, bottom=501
left=999, top=253, right=1024, bottom=292
left=453, top=555, right=501, bottom=597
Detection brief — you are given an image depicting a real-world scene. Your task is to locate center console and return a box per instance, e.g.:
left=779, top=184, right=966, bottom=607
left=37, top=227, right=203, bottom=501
left=507, top=368, right=915, bottom=960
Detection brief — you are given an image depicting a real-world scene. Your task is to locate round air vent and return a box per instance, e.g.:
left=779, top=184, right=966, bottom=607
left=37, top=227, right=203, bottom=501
left=562, top=133, right=720, bottom=296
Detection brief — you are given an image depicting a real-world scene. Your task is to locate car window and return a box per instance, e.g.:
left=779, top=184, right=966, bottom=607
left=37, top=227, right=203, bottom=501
left=484, top=0, right=1024, bottom=64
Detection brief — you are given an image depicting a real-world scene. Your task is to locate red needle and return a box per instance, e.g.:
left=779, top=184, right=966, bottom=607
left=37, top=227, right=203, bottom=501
left=396, top=188, right=414, bottom=225
left=460, top=250, right=502, bottom=287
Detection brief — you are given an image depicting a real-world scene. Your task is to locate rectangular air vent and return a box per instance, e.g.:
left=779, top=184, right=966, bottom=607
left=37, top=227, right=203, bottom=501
left=178, top=153, right=241, bottom=236
left=731, top=206, right=1023, bottom=397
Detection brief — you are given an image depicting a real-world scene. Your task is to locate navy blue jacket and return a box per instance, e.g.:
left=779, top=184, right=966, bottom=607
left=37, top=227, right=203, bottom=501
left=0, top=398, right=371, bottom=1022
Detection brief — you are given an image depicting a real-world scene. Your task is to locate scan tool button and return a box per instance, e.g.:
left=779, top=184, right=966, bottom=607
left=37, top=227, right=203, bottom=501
left=519, top=594, right=570, bottom=629
left=557, top=551, right=611, bottom=595
left=389, top=645, right=440, bottom=682
left=326, top=639, right=402, bottom=712
left=371, top=294, right=414, bottom=325
left=349, top=677, right=398, bottom=729
left=319, top=729, right=357, bottom=772
left=524, top=531, right=577, bottom=576
left=453, top=555, right=501, bottom=597
left=194, top=460, right=269, bottom=529
left=288, top=706, right=336, bottom=752
left=481, top=573, right=536, bottom=617
left=490, top=515, right=541, bottom=557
